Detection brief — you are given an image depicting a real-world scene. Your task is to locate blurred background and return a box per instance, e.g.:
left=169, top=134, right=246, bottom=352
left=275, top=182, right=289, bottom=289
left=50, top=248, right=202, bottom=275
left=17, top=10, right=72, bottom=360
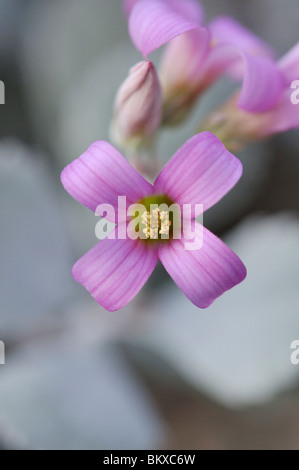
left=0, top=0, right=299, bottom=450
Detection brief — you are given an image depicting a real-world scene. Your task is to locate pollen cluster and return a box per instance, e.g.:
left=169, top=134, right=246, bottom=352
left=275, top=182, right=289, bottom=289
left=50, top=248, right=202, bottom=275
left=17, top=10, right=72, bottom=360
left=141, top=207, right=172, bottom=240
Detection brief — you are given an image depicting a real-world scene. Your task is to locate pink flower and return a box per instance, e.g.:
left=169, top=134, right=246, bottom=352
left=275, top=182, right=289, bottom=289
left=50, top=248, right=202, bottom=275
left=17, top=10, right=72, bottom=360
left=61, top=132, right=246, bottom=311
left=201, top=42, right=299, bottom=150
left=110, top=60, right=162, bottom=150
left=126, top=0, right=283, bottom=122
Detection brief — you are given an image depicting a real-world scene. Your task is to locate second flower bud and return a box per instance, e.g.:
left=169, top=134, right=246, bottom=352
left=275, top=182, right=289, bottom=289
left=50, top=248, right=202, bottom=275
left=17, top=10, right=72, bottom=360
left=110, top=60, right=162, bottom=152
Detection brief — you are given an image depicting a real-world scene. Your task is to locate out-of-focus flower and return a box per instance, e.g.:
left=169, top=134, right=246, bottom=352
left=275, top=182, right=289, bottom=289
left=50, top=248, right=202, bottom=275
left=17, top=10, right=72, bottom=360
left=110, top=60, right=162, bottom=152
left=127, top=0, right=281, bottom=124
left=200, top=42, right=299, bottom=151
left=61, top=133, right=246, bottom=311
left=160, top=16, right=279, bottom=124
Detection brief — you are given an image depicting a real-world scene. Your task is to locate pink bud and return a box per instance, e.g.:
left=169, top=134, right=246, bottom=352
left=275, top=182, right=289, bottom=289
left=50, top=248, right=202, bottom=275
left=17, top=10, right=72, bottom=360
left=111, top=60, right=162, bottom=150
left=159, top=28, right=211, bottom=125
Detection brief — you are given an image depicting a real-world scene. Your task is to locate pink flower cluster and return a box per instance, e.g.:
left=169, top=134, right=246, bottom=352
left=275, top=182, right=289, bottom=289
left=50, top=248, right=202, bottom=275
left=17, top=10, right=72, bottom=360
left=119, top=0, right=299, bottom=147
left=61, top=0, right=298, bottom=311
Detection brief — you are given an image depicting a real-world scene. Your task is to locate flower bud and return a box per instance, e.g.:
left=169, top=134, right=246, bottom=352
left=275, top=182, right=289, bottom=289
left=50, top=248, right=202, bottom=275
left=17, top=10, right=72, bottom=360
left=159, top=28, right=211, bottom=126
left=111, top=60, right=162, bottom=151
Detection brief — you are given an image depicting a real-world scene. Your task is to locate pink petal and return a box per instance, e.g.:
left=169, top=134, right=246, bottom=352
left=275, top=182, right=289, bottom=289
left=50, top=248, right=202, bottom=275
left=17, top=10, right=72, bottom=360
left=158, top=222, right=247, bottom=308
left=278, top=42, right=299, bottom=85
left=159, top=27, right=211, bottom=88
left=199, top=44, right=238, bottom=86
left=128, top=0, right=199, bottom=57
left=154, top=132, right=243, bottom=217
left=72, top=232, right=158, bottom=311
left=204, top=46, right=283, bottom=112
left=258, top=90, right=299, bottom=136
left=210, top=16, right=274, bottom=59
left=124, top=0, right=205, bottom=23
left=61, top=141, right=153, bottom=217
left=237, top=53, right=284, bottom=112
left=166, top=0, right=205, bottom=24
left=209, top=16, right=274, bottom=81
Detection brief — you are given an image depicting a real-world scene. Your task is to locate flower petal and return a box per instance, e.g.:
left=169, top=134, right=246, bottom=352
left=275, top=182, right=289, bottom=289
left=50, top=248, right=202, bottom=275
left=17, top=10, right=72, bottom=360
left=278, top=42, right=299, bottom=85
left=158, top=222, right=247, bottom=308
left=208, top=16, right=274, bottom=82
left=203, top=46, right=283, bottom=112
left=124, top=0, right=205, bottom=23
left=61, top=141, right=153, bottom=216
left=166, top=0, right=205, bottom=24
left=159, top=27, right=211, bottom=88
left=237, top=53, right=284, bottom=112
left=72, top=233, right=158, bottom=311
left=154, top=132, right=242, bottom=217
left=258, top=90, right=299, bottom=135
left=128, top=0, right=199, bottom=57
left=210, top=16, right=274, bottom=59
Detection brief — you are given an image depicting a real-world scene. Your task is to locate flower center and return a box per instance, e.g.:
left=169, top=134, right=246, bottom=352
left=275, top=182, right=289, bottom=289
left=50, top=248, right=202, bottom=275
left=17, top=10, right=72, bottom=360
left=133, top=194, right=180, bottom=243
left=141, top=207, right=172, bottom=239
